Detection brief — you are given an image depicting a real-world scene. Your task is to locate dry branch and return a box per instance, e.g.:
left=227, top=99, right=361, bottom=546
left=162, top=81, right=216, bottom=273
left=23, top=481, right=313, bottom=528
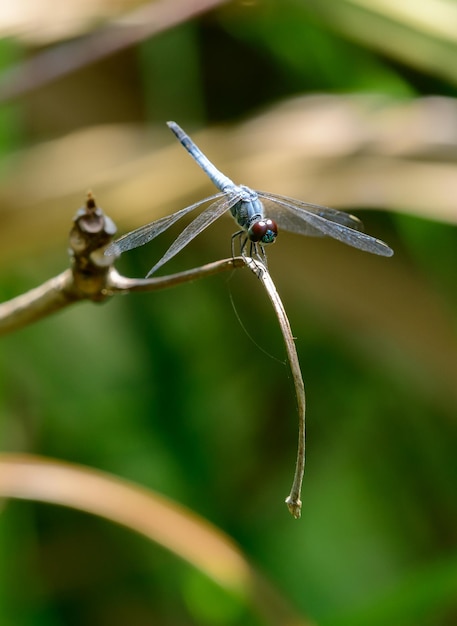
left=0, top=193, right=244, bottom=335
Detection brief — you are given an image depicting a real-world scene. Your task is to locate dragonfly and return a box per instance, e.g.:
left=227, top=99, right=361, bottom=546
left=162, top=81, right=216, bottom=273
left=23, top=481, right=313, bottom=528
left=106, top=121, right=393, bottom=275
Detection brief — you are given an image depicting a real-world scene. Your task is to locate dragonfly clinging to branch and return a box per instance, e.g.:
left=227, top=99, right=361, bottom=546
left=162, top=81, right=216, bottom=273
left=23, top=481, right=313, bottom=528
left=106, top=121, right=393, bottom=275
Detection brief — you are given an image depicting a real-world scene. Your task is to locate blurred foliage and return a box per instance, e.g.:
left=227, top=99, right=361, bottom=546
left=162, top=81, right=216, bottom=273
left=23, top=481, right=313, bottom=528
left=1, top=0, right=457, bottom=625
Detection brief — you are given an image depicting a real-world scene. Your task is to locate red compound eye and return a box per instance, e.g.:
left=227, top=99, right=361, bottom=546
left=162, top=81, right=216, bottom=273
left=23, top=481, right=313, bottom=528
left=248, top=219, right=278, bottom=243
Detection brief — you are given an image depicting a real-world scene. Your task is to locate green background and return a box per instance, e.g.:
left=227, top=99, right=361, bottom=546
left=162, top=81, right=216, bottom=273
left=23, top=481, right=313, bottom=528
left=1, top=1, right=457, bottom=624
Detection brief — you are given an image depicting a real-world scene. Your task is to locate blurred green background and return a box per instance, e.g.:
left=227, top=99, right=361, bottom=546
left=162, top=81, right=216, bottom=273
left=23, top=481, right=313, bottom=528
left=1, top=0, right=457, bottom=624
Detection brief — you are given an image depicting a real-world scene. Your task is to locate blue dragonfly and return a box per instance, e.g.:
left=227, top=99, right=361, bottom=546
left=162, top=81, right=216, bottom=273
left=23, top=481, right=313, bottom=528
left=106, top=121, right=393, bottom=275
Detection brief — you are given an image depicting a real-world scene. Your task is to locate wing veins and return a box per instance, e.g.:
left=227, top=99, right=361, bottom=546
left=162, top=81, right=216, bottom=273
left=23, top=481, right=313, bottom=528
left=105, top=192, right=225, bottom=255
left=146, top=192, right=242, bottom=276
left=260, top=194, right=393, bottom=256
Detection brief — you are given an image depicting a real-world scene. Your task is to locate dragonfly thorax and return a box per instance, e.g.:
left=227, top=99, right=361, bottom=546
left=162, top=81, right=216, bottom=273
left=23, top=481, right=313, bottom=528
left=230, top=186, right=264, bottom=227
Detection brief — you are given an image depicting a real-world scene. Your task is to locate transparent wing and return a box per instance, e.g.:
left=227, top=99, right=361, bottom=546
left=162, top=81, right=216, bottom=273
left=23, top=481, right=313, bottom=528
left=146, top=192, right=242, bottom=277
left=105, top=192, right=225, bottom=256
left=258, top=191, right=364, bottom=236
left=258, top=191, right=393, bottom=257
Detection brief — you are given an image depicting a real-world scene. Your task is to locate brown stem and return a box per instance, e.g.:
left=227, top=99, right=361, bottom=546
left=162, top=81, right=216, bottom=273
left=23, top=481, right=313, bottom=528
left=0, top=258, right=246, bottom=336
left=0, top=271, right=78, bottom=335
left=107, top=257, right=245, bottom=293
left=245, top=258, right=305, bottom=519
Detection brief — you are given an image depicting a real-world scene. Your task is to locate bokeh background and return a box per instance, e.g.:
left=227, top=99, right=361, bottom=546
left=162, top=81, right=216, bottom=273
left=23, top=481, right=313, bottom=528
left=1, top=0, right=457, bottom=624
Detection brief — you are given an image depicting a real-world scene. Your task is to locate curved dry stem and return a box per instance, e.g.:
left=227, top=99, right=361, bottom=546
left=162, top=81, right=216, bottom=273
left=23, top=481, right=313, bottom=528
left=245, top=258, right=305, bottom=519
left=0, top=453, right=311, bottom=625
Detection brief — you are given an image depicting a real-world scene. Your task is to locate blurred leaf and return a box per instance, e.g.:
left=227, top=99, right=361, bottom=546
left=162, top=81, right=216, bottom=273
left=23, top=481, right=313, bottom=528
left=304, top=0, right=457, bottom=86
left=221, top=1, right=413, bottom=95
left=0, top=454, right=310, bottom=625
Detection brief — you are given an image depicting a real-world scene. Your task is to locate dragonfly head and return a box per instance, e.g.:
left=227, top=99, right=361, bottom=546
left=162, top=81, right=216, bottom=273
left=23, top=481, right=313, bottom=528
left=248, top=218, right=278, bottom=244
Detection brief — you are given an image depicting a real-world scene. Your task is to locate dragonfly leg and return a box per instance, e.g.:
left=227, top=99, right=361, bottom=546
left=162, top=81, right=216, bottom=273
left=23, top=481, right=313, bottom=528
left=231, top=230, right=247, bottom=258
left=231, top=232, right=267, bottom=277
left=249, top=241, right=268, bottom=267
left=255, top=242, right=268, bottom=267
left=243, top=242, right=267, bottom=278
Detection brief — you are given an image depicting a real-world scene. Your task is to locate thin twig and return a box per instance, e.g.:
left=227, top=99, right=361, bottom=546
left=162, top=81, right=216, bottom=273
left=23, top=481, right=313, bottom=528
left=245, top=258, right=305, bottom=519
left=107, top=257, right=245, bottom=294
left=0, top=258, right=245, bottom=336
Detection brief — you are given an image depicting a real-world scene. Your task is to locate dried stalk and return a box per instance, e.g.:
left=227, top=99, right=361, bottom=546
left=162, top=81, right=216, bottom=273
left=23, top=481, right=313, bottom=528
left=245, top=258, right=306, bottom=519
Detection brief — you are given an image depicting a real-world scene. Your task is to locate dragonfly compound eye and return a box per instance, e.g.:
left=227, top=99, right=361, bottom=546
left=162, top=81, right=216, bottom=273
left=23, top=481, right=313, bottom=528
left=248, top=219, right=278, bottom=244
